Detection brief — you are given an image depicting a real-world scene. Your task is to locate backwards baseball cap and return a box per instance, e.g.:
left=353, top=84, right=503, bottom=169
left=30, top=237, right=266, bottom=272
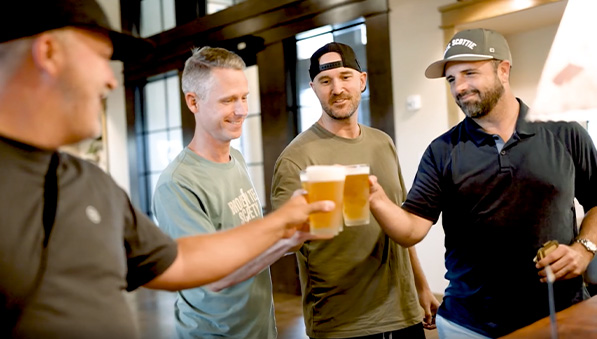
left=0, top=0, right=154, bottom=61
left=309, top=42, right=362, bottom=81
left=425, top=28, right=512, bottom=79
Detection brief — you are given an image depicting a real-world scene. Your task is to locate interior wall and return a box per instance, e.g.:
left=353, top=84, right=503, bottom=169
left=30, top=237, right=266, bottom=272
left=507, top=24, right=559, bottom=107
left=99, top=0, right=131, bottom=194
left=389, top=0, right=453, bottom=295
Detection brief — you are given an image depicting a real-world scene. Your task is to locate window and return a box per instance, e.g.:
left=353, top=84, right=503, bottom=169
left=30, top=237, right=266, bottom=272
left=295, top=19, right=370, bottom=132
left=140, top=0, right=176, bottom=37
left=231, top=65, right=266, bottom=209
left=207, top=0, right=246, bottom=14
left=136, top=72, right=183, bottom=220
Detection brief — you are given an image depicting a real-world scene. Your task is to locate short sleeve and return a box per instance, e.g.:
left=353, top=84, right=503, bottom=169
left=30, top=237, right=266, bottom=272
left=402, top=144, right=443, bottom=223
left=271, top=158, right=302, bottom=210
left=152, top=179, right=217, bottom=239
left=124, top=200, right=178, bottom=291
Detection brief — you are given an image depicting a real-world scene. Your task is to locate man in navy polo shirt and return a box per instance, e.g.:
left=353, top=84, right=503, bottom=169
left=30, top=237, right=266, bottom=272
left=368, top=28, right=597, bottom=338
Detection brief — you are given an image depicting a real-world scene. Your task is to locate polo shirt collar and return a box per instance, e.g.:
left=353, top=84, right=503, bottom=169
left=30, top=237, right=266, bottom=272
left=514, top=98, right=535, bottom=137
left=463, top=98, right=535, bottom=146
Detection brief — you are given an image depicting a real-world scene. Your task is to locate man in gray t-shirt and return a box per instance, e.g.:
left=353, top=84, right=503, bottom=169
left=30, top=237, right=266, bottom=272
left=0, top=2, right=333, bottom=337
left=153, top=47, right=333, bottom=338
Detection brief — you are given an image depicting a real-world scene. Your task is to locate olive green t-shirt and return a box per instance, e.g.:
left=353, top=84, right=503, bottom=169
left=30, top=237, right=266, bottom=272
left=271, top=123, right=421, bottom=338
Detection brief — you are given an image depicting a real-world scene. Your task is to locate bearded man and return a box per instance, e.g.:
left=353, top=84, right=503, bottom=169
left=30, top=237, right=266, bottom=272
left=368, top=28, right=597, bottom=338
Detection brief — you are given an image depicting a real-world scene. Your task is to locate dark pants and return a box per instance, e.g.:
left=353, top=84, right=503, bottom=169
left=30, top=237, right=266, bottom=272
left=587, top=283, right=597, bottom=297
left=310, top=322, right=426, bottom=339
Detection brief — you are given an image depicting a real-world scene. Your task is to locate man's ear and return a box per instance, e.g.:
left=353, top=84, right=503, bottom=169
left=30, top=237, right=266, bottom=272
left=498, top=60, right=511, bottom=83
left=31, top=32, right=63, bottom=77
left=360, top=71, right=367, bottom=92
left=185, top=93, right=199, bottom=113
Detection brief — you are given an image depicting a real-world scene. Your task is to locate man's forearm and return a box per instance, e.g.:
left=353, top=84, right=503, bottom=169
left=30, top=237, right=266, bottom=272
left=144, top=216, right=287, bottom=291
left=370, top=197, right=429, bottom=247
left=206, top=236, right=301, bottom=291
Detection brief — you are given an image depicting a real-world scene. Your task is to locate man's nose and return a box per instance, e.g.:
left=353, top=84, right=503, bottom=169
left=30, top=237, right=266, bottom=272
left=235, top=100, right=248, bottom=116
left=453, top=76, right=469, bottom=95
left=331, top=78, right=344, bottom=95
left=107, top=69, right=118, bottom=91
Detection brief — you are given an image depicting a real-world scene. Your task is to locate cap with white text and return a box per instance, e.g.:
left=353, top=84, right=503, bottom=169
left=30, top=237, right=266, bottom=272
left=425, top=28, right=512, bottom=79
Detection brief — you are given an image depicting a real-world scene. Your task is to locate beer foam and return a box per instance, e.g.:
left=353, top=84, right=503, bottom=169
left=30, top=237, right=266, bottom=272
left=305, top=165, right=346, bottom=182
left=345, top=164, right=369, bottom=175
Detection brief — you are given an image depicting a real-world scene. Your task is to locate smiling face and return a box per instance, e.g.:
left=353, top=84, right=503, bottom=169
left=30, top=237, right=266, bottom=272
left=57, top=28, right=117, bottom=144
left=310, top=52, right=366, bottom=121
left=445, top=59, right=507, bottom=119
left=193, top=67, right=249, bottom=145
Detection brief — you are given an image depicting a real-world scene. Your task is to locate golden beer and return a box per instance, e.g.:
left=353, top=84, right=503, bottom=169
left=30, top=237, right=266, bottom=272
left=343, top=164, right=370, bottom=226
left=305, top=166, right=346, bottom=236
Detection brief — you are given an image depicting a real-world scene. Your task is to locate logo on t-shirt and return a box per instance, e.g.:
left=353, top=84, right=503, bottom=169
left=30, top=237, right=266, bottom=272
left=227, top=188, right=261, bottom=223
left=85, top=205, right=101, bottom=224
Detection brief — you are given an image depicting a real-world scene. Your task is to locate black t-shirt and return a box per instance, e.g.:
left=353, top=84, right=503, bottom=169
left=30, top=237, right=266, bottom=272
left=403, top=100, right=597, bottom=337
left=0, top=137, right=178, bottom=338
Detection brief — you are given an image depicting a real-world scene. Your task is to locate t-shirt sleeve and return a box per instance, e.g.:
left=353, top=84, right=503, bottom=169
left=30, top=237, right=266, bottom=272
left=124, top=200, right=178, bottom=291
left=402, top=144, right=443, bottom=224
left=152, top=179, right=217, bottom=238
left=271, top=158, right=302, bottom=211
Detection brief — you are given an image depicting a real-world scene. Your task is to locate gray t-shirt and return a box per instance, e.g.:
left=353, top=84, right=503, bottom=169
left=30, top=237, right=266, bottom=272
left=0, top=136, right=178, bottom=339
left=153, top=147, right=276, bottom=339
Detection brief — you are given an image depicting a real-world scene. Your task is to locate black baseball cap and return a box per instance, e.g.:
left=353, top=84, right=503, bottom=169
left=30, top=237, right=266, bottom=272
left=0, top=0, right=154, bottom=61
left=425, top=28, right=512, bottom=78
left=309, top=42, right=362, bottom=81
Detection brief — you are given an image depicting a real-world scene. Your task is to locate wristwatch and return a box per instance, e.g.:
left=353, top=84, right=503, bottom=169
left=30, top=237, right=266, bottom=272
left=575, top=238, right=597, bottom=256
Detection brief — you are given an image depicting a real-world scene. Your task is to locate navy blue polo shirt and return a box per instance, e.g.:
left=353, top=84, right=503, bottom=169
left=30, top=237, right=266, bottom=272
left=403, top=99, right=597, bottom=337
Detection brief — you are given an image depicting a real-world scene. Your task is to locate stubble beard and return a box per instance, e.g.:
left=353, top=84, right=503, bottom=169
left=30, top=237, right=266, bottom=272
left=322, top=94, right=360, bottom=121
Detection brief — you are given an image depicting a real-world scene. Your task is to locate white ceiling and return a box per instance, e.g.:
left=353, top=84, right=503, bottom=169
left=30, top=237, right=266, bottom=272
left=457, top=0, right=568, bottom=35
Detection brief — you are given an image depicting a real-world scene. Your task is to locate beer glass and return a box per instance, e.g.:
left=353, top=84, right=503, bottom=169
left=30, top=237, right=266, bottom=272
left=343, top=164, right=370, bottom=226
left=304, top=165, right=346, bottom=236
left=299, top=170, right=308, bottom=191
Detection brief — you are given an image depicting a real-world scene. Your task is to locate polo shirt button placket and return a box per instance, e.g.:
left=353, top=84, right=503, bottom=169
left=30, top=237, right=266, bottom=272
left=499, top=149, right=510, bottom=173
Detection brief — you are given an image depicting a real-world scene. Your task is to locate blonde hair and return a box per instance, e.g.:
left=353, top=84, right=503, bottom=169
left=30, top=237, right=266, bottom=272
left=181, top=46, right=246, bottom=99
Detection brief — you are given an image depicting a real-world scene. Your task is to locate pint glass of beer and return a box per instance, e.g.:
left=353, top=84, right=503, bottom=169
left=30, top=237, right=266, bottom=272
left=304, top=165, right=346, bottom=236
left=343, top=164, right=370, bottom=226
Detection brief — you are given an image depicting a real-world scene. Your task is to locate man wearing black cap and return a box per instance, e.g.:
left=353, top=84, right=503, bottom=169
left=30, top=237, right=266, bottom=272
left=0, top=1, right=333, bottom=337
left=271, top=42, right=439, bottom=338
left=369, top=28, right=597, bottom=338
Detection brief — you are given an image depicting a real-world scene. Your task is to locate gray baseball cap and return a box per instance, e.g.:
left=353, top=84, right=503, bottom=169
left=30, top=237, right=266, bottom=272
left=425, top=28, right=512, bottom=78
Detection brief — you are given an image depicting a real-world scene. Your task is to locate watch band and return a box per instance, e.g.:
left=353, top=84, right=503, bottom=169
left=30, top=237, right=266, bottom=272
left=575, top=238, right=597, bottom=256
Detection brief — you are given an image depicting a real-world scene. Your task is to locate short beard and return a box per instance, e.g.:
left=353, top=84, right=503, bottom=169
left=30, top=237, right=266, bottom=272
left=457, top=77, right=504, bottom=119
left=322, top=94, right=359, bottom=120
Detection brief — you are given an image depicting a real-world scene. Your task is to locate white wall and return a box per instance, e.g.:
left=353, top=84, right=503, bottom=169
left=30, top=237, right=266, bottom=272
left=389, top=0, right=453, bottom=295
left=388, top=0, right=561, bottom=295
left=507, top=24, right=559, bottom=107
left=98, top=0, right=131, bottom=194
